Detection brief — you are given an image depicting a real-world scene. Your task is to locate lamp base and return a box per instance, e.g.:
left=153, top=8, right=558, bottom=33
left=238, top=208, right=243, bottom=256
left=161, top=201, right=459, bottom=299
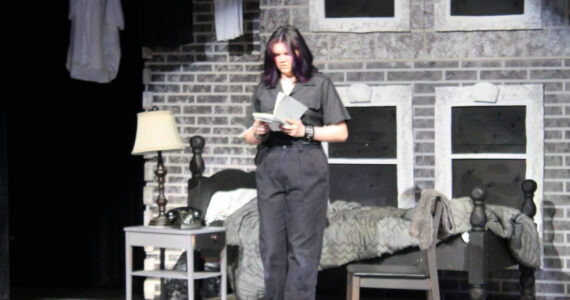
left=148, top=215, right=171, bottom=227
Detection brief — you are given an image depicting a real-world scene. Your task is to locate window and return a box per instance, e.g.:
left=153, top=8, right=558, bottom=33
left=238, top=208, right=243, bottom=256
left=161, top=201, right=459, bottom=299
left=435, top=0, right=541, bottom=31
left=326, top=85, right=414, bottom=208
left=435, top=83, right=544, bottom=238
left=310, top=0, right=410, bottom=32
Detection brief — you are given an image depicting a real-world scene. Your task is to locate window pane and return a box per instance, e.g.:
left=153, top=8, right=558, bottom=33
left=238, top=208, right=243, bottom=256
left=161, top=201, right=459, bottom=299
left=452, top=159, right=526, bottom=209
left=329, top=106, right=397, bottom=158
left=325, top=0, right=394, bottom=18
left=329, top=164, right=397, bottom=207
left=451, top=0, right=525, bottom=16
left=452, top=106, right=526, bottom=154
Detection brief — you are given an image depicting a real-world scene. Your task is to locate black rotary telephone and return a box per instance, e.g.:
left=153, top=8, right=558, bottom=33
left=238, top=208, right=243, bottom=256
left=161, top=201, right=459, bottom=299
left=166, top=206, right=204, bottom=229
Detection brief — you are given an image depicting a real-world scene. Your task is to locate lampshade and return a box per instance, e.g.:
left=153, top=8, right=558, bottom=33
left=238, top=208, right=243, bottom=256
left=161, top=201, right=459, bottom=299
left=131, top=110, right=184, bottom=155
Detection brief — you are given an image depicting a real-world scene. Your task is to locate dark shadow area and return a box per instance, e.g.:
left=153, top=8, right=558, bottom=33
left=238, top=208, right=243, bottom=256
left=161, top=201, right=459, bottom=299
left=5, top=1, right=144, bottom=298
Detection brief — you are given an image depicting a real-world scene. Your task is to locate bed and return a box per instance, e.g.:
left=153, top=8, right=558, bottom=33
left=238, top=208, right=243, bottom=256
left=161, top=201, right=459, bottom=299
left=168, top=135, right=540, bottom=300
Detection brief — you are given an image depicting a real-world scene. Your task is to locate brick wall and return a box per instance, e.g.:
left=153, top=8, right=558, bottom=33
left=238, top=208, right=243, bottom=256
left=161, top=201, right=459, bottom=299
left=140, top=0, right=569, bottom=298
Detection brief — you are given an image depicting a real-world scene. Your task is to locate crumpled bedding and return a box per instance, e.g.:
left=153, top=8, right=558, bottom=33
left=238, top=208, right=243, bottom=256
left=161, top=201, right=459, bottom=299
left=166, top=190, right=540, bottom=300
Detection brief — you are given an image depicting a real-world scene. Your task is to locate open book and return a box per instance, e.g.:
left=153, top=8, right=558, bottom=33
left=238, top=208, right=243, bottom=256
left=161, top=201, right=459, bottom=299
left=252, top=92, right=308, bottom=131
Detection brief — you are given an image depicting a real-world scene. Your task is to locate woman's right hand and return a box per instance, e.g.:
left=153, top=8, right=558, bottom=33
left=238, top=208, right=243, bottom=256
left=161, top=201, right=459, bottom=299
left=253, top=120, right=270, bottom=136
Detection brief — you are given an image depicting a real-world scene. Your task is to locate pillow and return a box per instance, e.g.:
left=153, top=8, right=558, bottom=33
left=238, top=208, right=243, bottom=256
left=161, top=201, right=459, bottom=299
left=205, top=188, right=257, bottom=224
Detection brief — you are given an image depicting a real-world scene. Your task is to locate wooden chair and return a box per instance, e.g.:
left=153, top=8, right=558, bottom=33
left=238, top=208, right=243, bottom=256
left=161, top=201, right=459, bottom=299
left=346, top=198, right=443, bottom=300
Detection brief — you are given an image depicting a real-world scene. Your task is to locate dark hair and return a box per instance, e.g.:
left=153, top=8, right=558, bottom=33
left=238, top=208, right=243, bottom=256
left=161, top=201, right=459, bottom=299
left=261, top=25, right=317, bottom=88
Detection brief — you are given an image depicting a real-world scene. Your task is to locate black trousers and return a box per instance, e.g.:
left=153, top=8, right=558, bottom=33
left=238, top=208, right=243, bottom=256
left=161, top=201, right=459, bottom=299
left=255, top=144, right=329, bottom=300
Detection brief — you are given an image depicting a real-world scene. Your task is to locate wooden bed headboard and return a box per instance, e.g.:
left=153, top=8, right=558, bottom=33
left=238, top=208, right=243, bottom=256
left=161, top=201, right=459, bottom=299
left=186, top=136, right=256, bottom=215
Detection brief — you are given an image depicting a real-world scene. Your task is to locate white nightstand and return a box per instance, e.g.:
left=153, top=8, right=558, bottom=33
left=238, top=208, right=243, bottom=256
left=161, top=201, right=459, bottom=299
left=124, top=226, right=227, bottom=300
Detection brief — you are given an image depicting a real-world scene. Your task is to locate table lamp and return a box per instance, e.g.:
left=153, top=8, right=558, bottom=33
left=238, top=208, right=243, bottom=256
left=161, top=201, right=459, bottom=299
left=132, top=107, right=185, bottom=226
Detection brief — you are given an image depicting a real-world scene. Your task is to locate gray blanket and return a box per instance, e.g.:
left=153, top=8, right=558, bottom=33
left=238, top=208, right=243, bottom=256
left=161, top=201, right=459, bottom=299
left=167, top=190, right=540, bottom=300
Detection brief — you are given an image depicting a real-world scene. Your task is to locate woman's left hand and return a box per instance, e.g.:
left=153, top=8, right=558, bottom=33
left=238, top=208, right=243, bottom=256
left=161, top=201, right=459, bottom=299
left=280, top=119, right=305, bottom=138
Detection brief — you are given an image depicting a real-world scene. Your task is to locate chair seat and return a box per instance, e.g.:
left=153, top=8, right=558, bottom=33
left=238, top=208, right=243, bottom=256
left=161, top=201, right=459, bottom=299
left=347, top=264, right=428, bottom=279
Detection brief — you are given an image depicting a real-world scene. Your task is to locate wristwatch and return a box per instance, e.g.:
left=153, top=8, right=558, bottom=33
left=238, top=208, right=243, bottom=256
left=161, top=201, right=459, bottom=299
left=304, top=125, right=314, bottom=141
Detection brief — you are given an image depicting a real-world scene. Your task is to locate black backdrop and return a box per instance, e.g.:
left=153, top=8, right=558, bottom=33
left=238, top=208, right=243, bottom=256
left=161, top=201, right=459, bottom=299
left=4, top=1, right=144, bottom=293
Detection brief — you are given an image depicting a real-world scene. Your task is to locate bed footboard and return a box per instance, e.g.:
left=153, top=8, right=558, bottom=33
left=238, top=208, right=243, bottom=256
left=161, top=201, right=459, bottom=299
left=468, top=179, right=538, bottom=300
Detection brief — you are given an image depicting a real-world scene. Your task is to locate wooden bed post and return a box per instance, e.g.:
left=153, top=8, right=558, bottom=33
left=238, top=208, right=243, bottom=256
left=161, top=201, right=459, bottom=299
left=468, top=187, right=487, bottom=300
left=190, top=135, right=205, bottom=179
left=520, top=179, right=537, bottom=300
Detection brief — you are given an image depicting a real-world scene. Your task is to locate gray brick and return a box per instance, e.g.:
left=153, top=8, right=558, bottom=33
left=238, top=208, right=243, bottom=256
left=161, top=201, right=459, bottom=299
left=415, top=142, right=435, bottom=153
left=414, top=61, right=459, bottom=69
left=214, top=105, right=244, bottom=114
left=445, top=70, right=477, bottom=80
left=545, top=94, right=570, bottom=104
left=198, top=116, right=228, bottom=125
left=230, top=85, right=244, bottom=93
left=565, top=106, right=570, bottom=115
left=415, top=180, right=435, bottom=190
left=166, top=54, right=195, bottom=63
left=167, top=95, right=194, bottom=103
left=183, top=64, right=213, bottom=72
left=413, top=119, right=434, bottom=128
left=545, top=117, right=570, bottom=127
left=150, top=74, right=166, bottom=82
left=148, top=84, right=181, bottom=93
left=566, top=130, right=570, bottom=139
left=182, top=84, right=212, bottom=93
left=415, top=155, right=435, bottom=166
left=480, top=70, right=527, bottom=80
left=178, top=117, right=196, bottom=125
left=167, top=74, right=195, bottom=82
left=545, top=130, right=563, bottom=140
left=213, top=127, right=244, bottom=135
left=414, top=168, right=434, bottom=178
left=544, top=182, right=564, bottom=192
left=182, top=127, right=210, bottom=135
left=328, top=62, right=364, bottom=70
left=213, top=147, right=244, bottom=155
left=366, top=61, right=412, bottom=69
left=413, top=96, right=435, bottom=105
left=245, top=65, right=262, bottom=72
left=183, top=106, right=212, bottom=114
left=347, top=71, right=384, bottom=82
left=414, top=107, right=434, bottom=117
left=230, top=74, right=260, bottom=83
left=545, top=142, right=570, bottom=153
left=206, top=137, right=230, bottom=145
left=214, top=65, right=243, bottom=73
left=197, top=95, right=228, bottom=103
left=545, top=169, right=570, bottom=179
left=204, top=156, right=229, bottom=165
left=377, top=32, right=422, bottom=59
left=231, top=157, right=255, bottom=166
left=388, top=71, right=443, bottom=81
left=322, top=72, right=344, bottom=82
left=415, top=131, right=434, bottom=140
left=214, top=85, right=229, bottom=93
left=545, top=82, right=564, bottom=92
left=197, top=74, right=228, bottom=82
left=461, top=60, right=502, bottom=68
left=545, top=156, right=564, bottom=166
left=414, top=83, right=458, bottom=94
left=536, top=282, right=565, bottom=294
left=531, top=70, right=570, bottom=80
left=303, top=34, right=329, bottom=62
left=231, top=95, right=251, bottom=103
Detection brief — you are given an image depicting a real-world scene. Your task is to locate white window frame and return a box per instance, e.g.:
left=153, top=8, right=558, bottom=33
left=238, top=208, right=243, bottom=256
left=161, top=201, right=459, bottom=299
left=434, top=0, right=542, bottom=31
left=309, top=0, right=410, bottom=32
left=434, top=84, right=544, bottom=240
left=325, top=85, right=415, bottom=208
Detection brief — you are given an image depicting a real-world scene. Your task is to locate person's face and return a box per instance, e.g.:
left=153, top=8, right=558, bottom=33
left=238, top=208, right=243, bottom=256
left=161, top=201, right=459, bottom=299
left=272, top=42, right=293, bottom=77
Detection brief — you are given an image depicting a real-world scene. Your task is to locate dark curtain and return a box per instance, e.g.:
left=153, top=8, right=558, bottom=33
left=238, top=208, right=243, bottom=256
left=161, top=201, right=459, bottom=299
left=6, top=0, right=144, bottom=291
